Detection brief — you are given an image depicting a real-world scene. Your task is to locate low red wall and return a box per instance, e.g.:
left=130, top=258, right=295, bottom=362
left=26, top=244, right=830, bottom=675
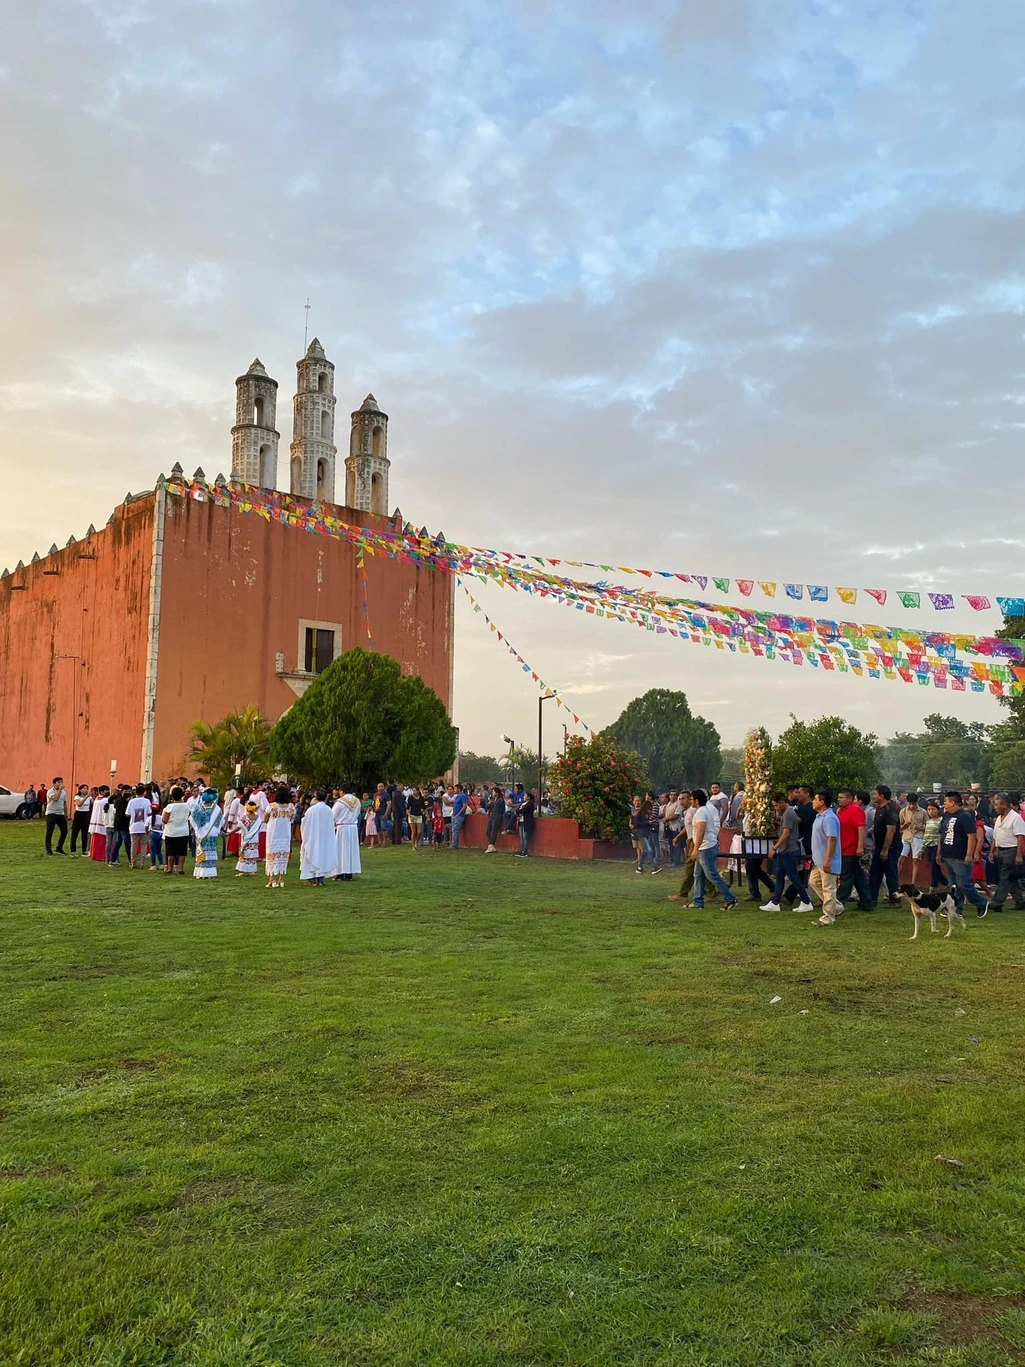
left=457, top=813, right=634, bottom=860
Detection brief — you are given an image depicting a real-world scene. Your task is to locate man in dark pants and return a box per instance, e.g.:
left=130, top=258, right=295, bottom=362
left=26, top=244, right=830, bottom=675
left=836, top=789, right=872, bottom=910
left=984, top=793, right=1025, bottom=915
left=940, top=790, right=988, bottom=916
left=868, top=785, right=901, bottom=907
left=390, top=785, right=407, bottom=845
left=44, top=777, right=68, bottom=855
left=485, top=786, right=506, bottom=853
left=782, top=785, right=815, bottom=905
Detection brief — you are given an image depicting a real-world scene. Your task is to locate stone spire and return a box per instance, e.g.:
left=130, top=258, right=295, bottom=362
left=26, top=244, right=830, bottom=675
left=231, top=359, right=280, bottom=488
left=345, top=393, right=390, bottom=515
left=289, top=338, right=337, bottom=502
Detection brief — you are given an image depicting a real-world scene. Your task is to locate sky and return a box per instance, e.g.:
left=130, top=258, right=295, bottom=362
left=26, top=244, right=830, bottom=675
left=2, top=0, right=1024, bottom=760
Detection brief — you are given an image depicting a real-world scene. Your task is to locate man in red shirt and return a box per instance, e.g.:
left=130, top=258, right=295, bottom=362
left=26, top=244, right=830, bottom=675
left=836, top=789, right=872, bottom=911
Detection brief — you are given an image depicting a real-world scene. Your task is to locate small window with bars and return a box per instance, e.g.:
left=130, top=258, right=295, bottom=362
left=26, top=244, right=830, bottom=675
left=304, top=627, right=336, bottom=674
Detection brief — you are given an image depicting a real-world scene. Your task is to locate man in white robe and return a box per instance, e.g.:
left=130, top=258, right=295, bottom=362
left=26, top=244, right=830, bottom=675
left=300, top=790, right=338, bottom=885
left=332, top=790, right=363, bottom=880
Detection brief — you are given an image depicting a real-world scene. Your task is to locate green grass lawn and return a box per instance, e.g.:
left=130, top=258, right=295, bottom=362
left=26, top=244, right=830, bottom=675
left=1, top=824, right=1024, bottom=1366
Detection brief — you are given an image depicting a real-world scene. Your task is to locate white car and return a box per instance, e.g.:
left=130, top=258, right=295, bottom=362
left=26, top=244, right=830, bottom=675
left=0, top=785, right=32, bottom=819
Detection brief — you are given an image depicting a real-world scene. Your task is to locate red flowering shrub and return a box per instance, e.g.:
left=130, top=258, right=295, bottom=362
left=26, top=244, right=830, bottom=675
left=549, top=734, right=648, bottom=842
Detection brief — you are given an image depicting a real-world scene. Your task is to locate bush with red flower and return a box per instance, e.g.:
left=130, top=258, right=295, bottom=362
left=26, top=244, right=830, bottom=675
left=549, top=734, right=648, bottom=843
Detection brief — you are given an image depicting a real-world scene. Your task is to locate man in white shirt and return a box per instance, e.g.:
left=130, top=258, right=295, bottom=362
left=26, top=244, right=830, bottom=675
left=45, top=778, right=69, bottom=856
left=126, top=784, right=152, bottom=869
left=983, top=793, right=1025, bottom=916
left=708, top=782, right=729, bottom=824
left=688, top=787, right=738, bottom=910
left=663, top=790, right=683, bottom=866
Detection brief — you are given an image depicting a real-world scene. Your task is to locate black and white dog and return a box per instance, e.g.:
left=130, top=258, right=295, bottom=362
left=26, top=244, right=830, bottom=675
left=898, top=884, right=967, bottom=940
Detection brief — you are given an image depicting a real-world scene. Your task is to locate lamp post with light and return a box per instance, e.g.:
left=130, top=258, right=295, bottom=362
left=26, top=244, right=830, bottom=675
left=538, top=693, right=556, bottom=806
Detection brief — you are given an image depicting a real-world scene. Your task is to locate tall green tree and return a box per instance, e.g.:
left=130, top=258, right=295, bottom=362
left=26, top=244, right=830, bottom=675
left=457, top=751, right=502, bottom=784
left=718, top=746, right=745, bottom=788
left=772, top=715, right=880, bottom=795
left=914, top=713, right=990, bottom=790
left=601, top=689, right=721, bottom=791
left=989, top=742, right=1025, bottom=793
left=185, top=704, right=273, bottom=790
left=994, top=613, right=1025, bottom=735
left=271, top=648, right=456, bottom=790
left=877, top=732, right=924, bottom=791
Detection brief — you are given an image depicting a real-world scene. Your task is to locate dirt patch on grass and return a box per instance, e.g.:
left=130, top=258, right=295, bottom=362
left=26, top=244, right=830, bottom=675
left=903, top=1289, right=1025, bottom=1358
left=643, top=1035, right=692, bottom=1047
left=176, top=1178, right=247, bottom=1207
left=0, top=1163, right=69, bottom=1180
left=45, top=961, right=122, bottom=980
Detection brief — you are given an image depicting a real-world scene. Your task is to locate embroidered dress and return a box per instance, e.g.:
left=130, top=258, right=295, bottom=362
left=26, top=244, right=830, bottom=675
left=265, top=802, right=295, bottom=878
left=333, top=793, right=363, bottom=877
left=88, top=796, right=108, bottom=862
left=190, top=800, right=224, bottom=879
left=237, top=811, right=263, bottom=874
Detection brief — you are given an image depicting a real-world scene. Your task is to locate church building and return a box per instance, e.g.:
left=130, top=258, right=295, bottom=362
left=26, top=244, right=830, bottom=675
left=0, top=341, right=454, bottom=784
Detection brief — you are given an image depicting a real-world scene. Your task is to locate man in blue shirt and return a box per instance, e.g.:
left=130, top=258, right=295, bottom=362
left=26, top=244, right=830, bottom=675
left=939, top=790, right=987, bottom=913
left=810, top=789, right=842, bottom=926
left=450, top=785, right=469, bottom=849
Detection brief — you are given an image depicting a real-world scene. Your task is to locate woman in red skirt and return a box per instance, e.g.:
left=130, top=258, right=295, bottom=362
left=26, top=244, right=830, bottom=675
left=88, top=785, right=110, bottom=861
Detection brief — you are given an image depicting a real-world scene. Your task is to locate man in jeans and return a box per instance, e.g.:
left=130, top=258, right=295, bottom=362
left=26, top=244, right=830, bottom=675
left=663, top=790, right=684, bottom=866
left=668, top=793, right=700, bottom=902
left=450, top=785, right=469, bottom=849
left=809, top=790, right=842, bottom=926
left=983, top=793, right=1025, bottom=916
left=836, top=789, right=873, bottom=910
left=868, top=785, right=901, bottom=908
left=939, top=790, right=987, bottom=915
left=689, top=788, right=737, bottom=910
left=126, top=783, right=152, bottom=868
left=45, top=777, right=68, bottom=855
left=762, top=793, right=813, bottom=911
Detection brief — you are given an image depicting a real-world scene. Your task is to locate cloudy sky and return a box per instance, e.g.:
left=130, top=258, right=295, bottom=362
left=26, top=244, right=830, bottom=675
left=2, top=0, right=1024, bottom=758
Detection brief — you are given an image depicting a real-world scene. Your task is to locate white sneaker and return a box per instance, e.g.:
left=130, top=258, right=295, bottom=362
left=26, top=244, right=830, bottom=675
left=795, top=902, right=814, bottom=913
left=760, top=901, right=781, bottom=911
left=485, top=845, right=496, bottom=854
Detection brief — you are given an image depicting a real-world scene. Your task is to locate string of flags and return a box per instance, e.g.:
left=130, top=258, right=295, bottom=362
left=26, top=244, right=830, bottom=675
left=458, top=580, right=592, bottom=731
left=486, top=550, right=1023, bottom=616
left=163, top=475, right=1025, bottom=697
left=357, top=551, right=376, bottom=650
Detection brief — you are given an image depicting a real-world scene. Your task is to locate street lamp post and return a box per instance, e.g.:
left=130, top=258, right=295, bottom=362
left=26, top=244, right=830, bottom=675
left=538, top=693, right=556, bottom=803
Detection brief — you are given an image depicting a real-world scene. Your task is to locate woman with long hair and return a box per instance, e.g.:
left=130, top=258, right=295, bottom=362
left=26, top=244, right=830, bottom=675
left=265, top=785, right=296, bottom=889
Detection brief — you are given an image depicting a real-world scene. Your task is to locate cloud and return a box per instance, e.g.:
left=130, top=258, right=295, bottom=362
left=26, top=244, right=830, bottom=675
left=2, top=0, right=1024, bottom=751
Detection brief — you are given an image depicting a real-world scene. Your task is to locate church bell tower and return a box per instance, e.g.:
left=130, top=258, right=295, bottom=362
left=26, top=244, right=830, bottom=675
left=345, top=394, right=390, bottom=515
left=290, top=338, right=337, bottom=502
left=231, top=359, right=279, bottom=488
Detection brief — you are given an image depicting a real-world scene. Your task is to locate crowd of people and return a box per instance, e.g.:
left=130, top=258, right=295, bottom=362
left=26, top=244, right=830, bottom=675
left=31, top=772, right=1025, bottom=922
left=31, top=775, right=551, bottom=882
left=631, top=782, right=1025, bottom=925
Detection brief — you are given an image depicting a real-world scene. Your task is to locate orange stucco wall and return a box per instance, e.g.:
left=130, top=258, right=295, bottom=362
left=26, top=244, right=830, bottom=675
left=150, top=490, right=454, bottom=779
left=0, top=498, right=154, bottom=789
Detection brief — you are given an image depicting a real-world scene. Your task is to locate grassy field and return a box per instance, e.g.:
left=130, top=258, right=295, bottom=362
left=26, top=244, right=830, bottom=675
left=1, top=823, right=1024, bottom=1366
